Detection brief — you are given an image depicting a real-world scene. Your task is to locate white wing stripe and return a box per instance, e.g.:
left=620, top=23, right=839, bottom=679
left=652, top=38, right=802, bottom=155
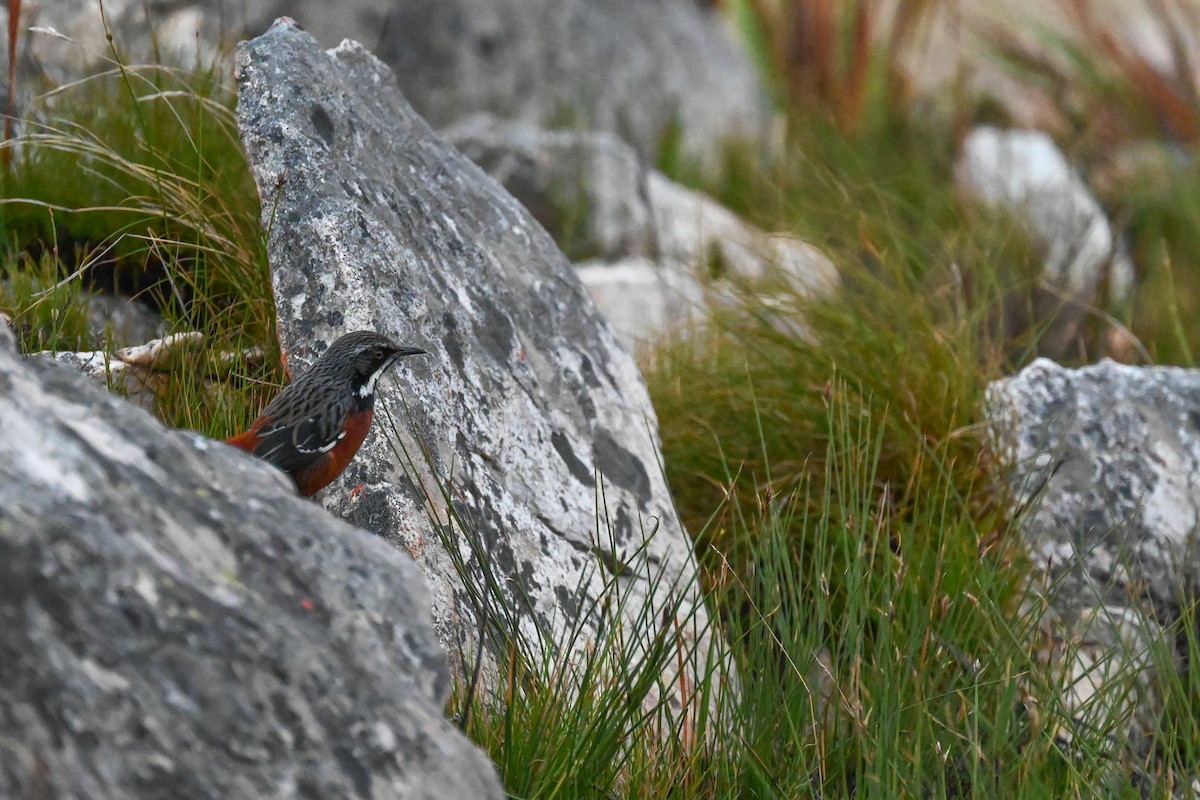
left=297, top=429, right=346, bottom=455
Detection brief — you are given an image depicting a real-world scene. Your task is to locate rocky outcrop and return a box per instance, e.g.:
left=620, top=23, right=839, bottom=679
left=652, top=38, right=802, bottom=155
left=957, top=127, right=1134, bottom=357
left=0, top=320, right=504, bottom=798
left=234, top=20, right=726, bottom=716
left=988, top=358, right=1200, bottom=756
left=3, top=0, right=765, bottom=165
left=446, top=115, right=836, bottom=350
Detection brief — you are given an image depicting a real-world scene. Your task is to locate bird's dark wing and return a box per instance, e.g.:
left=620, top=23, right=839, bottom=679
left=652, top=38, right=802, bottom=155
left=247, top=385, right=352, bottom=475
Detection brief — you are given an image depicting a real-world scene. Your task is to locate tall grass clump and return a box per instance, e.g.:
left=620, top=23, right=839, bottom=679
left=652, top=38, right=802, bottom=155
left=0, top=49, right=279, bottom=434
left=382, top=375, right=1199, bottom=797
left=652, top=106, right=1044, bottom=579
left=379, top=403, right=733, bottom=798
left=0, top=245, right=92, bottom=351
left=720, top=394, right=1037, bottom=797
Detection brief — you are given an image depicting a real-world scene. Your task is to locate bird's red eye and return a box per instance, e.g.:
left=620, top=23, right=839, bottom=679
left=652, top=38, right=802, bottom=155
left=374, top=350, right=385, bottom=360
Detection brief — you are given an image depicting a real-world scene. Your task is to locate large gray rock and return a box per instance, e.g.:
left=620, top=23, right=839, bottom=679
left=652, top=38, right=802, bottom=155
left=0, top=320, right=503, bottom=798
left=956, top=127, right=1135, bottom=357
left=234, top=21, right=724, bottom=715
left=446, top=114, right=836, bottom=350
left=988, top=358, right=1200, bottom=756
left=4, top=0, right=765, bottom=165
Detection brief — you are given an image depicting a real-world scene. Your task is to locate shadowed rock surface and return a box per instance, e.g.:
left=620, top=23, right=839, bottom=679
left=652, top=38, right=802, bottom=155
left=988, top=358, right=1200, bottom=754
left=234, top=20, right=725, bottom=714
left=446, top=114, right=836, bottom=350
left=0, top=321, right=503, bottom=799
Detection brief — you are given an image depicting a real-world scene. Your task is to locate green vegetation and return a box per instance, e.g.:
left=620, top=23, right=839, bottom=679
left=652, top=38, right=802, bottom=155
left=3, top=2, right=1200, bottom=797
left=0, top=60, right=280, bottom=434
left=0, top=246, right=93, bottom=351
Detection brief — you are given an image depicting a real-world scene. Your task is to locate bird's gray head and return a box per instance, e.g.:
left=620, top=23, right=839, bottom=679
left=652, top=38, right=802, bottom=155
left=319, top=330, right=426, bottom=399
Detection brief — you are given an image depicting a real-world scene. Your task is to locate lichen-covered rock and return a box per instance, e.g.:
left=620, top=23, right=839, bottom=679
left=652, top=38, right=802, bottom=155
left=234, top=21, right=725, bottom=715
left=988, top=357, right=1200, bottom=754
left=0, top=319, right=503, bottom=798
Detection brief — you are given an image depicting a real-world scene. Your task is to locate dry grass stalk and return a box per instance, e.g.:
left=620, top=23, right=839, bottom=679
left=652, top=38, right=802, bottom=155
left=748, top=0, right=948, bottom=131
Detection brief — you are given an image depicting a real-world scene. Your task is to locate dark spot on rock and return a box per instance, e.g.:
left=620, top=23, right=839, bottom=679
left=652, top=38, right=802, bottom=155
left=593, top=431, right=651, bottom=503
left=457, top=478, right=523, bottom=604
left=473, top=294, right=515, bottom=364
left=612, top=505, right=634, bottom=545
left=120, top=603, right=144, bottom=630
left=551, top=432, right=594, bottom=487
left=592, top=546, right=634, bottom=578
left=572, top=386, right=597, bottom=421
left=477, top=33, right=499, bottom=59
left=326, top=310, right=344, bottom=328
left=442, top=312, right=465, bottom=372
left=310, top=104, right=334, bottom=147
left=333, top=745, right=372, bottom=798
left=520, top=559, right=541, bottom=596
left=390, top=474, right=425, bottom=508
left=345, top=490, right=393, bottom=537
left=555, top=585, right=580, bottom=621
left=1188, top=410, right=1200, bottom=433
left=535, top=609, right=554, bottom=638
left=578, top=355, right=601, bottom=388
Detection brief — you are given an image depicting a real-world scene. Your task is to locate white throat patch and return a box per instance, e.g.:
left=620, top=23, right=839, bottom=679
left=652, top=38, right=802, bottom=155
left=358, top=357, right=396, bottom=398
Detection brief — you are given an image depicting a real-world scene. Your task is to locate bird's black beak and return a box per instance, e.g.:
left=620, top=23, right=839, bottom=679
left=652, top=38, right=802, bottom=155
left=395, top=345, right=427, bottom=358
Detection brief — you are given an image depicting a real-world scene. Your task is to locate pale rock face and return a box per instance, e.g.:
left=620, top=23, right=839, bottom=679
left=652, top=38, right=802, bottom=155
left=235, top=20, right=729, bottom=718
left=956, top=127, right=1136, bottom=358
left=573, top=257, right=706, bottom=352
left=0, top=317, right=503, bottom=799
left=957, top=127, right=1132, bottom=301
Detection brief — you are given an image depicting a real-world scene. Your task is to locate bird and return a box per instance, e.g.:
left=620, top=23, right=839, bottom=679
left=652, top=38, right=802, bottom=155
left=225, top=330, right=426, bottom=497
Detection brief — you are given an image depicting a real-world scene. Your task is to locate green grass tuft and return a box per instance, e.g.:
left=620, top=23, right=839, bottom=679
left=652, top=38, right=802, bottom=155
left=0, top=59, right=281, bottom=435
left=0, top=244, right=92, bottom=351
